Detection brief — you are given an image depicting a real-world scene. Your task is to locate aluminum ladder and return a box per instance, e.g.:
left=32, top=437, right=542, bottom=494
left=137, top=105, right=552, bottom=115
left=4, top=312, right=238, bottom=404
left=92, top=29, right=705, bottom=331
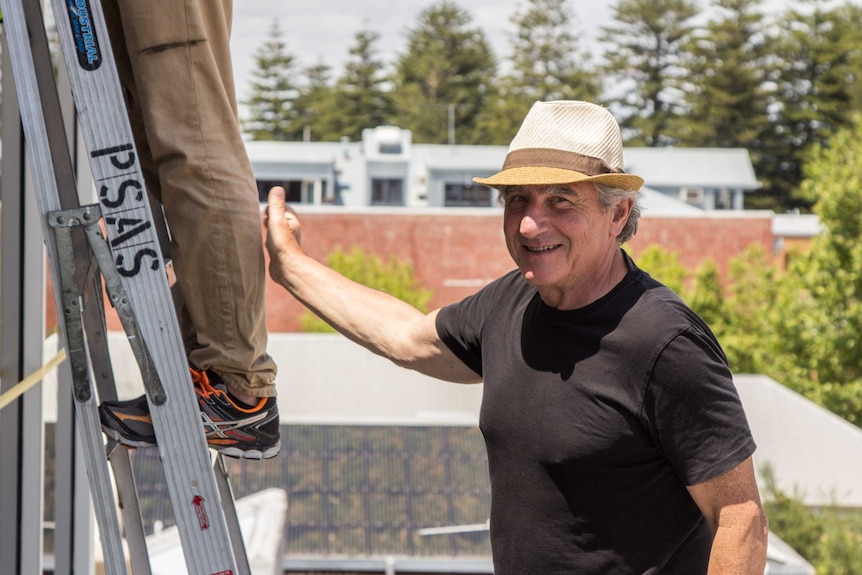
left=0, top=0, right=251, bottom=573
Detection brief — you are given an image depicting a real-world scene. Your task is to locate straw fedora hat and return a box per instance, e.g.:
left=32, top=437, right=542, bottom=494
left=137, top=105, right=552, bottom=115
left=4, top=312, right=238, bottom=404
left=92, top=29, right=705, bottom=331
left=474, top=100, right=644, bottom=191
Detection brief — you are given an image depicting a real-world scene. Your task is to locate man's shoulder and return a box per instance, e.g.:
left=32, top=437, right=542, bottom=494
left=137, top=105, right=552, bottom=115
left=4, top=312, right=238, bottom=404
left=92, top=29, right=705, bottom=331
left=470, top=269, right=534, bottom=306
left=619, top=269, right=716, bottom=343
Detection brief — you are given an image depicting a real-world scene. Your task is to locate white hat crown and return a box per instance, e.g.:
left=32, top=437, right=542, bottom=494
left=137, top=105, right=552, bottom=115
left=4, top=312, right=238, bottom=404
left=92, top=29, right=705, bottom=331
left=509, top=101, right=625, bottom=170
left=473, top=100, right=643, bottom=191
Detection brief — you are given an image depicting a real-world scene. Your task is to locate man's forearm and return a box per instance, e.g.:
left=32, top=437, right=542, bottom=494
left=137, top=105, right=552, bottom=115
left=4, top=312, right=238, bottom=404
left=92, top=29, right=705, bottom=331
left=264, top=186, right=479, bottom=383
left=270, top=250, right=479, bottom=383
left=273, top=250, right=426, bottom=358
left=707, top=502, right=768, bottom=574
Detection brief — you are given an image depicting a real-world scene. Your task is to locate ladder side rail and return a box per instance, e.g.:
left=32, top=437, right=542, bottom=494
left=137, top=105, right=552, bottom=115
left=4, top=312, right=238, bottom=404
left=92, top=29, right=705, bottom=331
left=46, top=0, right=243, bottom=572
left=85, top=210, right=247, bottom=575
left=0, top=76, right=47, bottom=575
left=0, top=1, right=129, bottom=573
left=81, top=269, right=153, bottom=575
left=214, top=456, right=252, bottom=575
left=54, top=26, right=97, bottom=575
left=107, top=448, right=153, bottom=575
left=79, top=209, right=166, bottom=403
left=0, top=26, right=27, bottom=575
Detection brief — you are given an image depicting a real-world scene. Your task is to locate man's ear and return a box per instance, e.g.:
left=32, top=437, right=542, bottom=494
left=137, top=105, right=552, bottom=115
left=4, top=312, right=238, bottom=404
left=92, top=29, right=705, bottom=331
left=612, top=198, right=634, bottom=227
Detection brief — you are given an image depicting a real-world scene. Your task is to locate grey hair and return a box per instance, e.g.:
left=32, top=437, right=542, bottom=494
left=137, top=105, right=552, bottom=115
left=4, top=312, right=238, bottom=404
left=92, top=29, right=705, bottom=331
left=594, top=183, right=640, bottom=245
left=496, top=183, right=641, bottom=245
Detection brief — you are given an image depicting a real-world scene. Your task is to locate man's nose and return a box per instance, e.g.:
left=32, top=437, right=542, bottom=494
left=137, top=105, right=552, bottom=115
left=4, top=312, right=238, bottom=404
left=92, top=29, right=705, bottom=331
left=519, top=204, right=546, bottom=237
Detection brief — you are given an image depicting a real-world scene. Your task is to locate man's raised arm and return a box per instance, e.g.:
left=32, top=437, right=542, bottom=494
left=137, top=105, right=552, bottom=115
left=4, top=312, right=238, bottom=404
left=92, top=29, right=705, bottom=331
left=264, top=186, right=481, bottom=384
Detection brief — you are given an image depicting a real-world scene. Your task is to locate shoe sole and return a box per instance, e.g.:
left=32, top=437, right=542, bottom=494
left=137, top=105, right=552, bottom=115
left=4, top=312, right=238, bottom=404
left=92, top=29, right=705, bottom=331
left=215, top=441, right=281, bottom=460
left=102, top=426, right=156, bottom=448
left=104, top=426, right=280, bottom=460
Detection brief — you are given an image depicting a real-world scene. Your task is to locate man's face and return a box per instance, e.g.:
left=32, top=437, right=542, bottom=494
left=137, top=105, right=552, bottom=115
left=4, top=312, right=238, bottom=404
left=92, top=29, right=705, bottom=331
left=501, top=182, right=628, bottom=308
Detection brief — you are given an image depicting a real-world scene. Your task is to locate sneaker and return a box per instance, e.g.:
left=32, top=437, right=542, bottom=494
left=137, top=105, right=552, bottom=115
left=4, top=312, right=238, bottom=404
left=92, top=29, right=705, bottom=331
left=99, top=368, right=281, bottom=460
left=99, top=394, right=156, bottom=447
left=192, top=368, right=281, bottom=460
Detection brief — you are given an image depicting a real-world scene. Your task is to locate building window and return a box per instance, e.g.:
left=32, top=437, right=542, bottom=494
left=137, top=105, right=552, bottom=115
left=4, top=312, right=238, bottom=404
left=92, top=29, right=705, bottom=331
left=715, top=188, right=732, bottom=210
left=445, top=183, right=492, bottom=207
left=256, top=180, right=313, bottom=203
left=679, top=186, right=704, bottom=205
left=371, top=179, right=404, bottom=206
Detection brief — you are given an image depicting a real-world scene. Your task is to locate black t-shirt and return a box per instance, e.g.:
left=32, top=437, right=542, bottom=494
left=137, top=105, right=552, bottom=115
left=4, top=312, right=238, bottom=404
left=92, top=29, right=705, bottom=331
left=435, top=254, right=756, bottom=575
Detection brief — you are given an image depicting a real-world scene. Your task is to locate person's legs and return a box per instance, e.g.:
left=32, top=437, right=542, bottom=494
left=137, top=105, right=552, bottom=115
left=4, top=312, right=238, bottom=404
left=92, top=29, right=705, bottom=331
left=99, top=0, right=279, bottom=458
left=103, top=0, right=276, bottom=398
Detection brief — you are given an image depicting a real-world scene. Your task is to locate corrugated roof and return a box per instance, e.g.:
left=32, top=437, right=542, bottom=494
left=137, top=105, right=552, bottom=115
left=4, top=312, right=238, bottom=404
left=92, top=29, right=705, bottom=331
left=625, top=148, right=760, bottom=189
left=735, top=374, right=862, bottom=508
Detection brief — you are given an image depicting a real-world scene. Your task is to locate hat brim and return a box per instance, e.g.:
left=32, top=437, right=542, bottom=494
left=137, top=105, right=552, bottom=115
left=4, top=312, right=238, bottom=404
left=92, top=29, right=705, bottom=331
left=474, top=167, right=643, bottom=191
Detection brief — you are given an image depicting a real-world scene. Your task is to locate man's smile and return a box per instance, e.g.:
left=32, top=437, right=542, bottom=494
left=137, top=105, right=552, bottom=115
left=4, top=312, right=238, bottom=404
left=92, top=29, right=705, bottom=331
left=523, top=244, right=562, bottom=253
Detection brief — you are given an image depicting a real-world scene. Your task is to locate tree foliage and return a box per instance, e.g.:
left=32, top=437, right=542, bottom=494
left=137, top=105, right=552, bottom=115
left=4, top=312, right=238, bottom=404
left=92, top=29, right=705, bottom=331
left=776, top=115, right=862, bottom=423
left=600, top=0, right=699, bottom=146
left=291, top=61, right=337, bottom=142
left=301, top=247, right=433, bottom=333
left=761, top=465, right=862, bottom=574
left=241, top=19, right=299, bottom=140
left=677, top=0, right=771, bottom=150
left=632, top=116, right=862, bottom=426
left=508, top=0, right=598, bottom=103
left=389, top=0, right=497, bottom=144
left=240, top=0, right=862, bottom=211
left=753, top=1, right=862, bottom=210
left=328, top=30, right=394, bottom=141
left=478, top=0, right=598, bottom=145
left=630, top=245, right=688, bottom=295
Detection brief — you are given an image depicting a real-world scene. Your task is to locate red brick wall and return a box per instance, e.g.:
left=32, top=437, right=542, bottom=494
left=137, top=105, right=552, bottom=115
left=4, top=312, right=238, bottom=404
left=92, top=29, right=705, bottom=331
left=264, top=211, right=515, bottom=332
left=262, top=210, right=775, bottom=332
left=629, top=213, right=775, bottom=280
left=58, top=210, right=775, bottom=334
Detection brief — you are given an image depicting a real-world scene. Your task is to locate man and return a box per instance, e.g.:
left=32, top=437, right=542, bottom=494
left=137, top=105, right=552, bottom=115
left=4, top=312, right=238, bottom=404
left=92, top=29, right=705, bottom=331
left=264, top=100, right=768, bottom=572
left=97, top=0, right=279, bottom=460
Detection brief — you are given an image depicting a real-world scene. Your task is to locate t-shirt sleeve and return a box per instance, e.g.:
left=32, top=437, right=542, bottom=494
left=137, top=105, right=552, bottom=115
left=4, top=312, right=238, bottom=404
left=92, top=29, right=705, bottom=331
left=435, top=272, right=522, bottom=377
left=643, top=325, right=757, bottom=486
left=435, top=294, right=487, bottom=377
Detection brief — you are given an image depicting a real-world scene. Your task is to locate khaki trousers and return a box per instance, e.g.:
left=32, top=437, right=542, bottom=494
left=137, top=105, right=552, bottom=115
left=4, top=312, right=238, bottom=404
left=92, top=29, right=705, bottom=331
left=102, top=0, right=276, bottom=396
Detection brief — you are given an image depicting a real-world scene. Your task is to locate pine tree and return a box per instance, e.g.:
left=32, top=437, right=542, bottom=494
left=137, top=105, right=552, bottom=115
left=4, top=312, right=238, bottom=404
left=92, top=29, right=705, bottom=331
left=391, top=0, right=497, bottom=144
left=328, top=30, right=393, bottom=141
left=292, top=61, right=336, bottom=141
left=755, top=1, right=862, bottom=211
left=241, top=19, right=299, bottom=140
left=600, top=0, right=698, bottom=146
left=677, top=0, right=771, bottom=151
left=479, top=0, right=598, bottom=144
left=508, top=0, right=598, bottom=103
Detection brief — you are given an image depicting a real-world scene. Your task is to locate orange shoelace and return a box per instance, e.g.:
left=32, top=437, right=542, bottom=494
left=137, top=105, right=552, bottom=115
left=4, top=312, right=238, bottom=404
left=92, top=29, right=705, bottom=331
left=190, top=368, right=266, bottom=414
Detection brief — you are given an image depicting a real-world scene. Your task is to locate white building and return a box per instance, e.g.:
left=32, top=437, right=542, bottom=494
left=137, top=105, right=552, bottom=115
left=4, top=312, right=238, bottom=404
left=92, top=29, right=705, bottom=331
left=245, top=129, right=762, bottom=211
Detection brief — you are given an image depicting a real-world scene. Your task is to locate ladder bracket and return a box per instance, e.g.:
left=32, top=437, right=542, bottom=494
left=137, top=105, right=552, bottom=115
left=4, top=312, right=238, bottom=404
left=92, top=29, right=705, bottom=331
left=49, top=204, right=168, bottom=406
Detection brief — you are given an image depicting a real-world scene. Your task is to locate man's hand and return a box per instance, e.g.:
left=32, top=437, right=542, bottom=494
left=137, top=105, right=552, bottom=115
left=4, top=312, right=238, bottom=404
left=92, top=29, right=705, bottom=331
left=264, top=186, right=302, bottom=286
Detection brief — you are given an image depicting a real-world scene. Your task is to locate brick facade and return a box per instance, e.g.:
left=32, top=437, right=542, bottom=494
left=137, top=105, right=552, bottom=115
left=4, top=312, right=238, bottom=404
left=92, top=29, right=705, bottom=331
left=49, top=210, right=775, bottom=334
left=263, top=210, right=775, bottom=332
